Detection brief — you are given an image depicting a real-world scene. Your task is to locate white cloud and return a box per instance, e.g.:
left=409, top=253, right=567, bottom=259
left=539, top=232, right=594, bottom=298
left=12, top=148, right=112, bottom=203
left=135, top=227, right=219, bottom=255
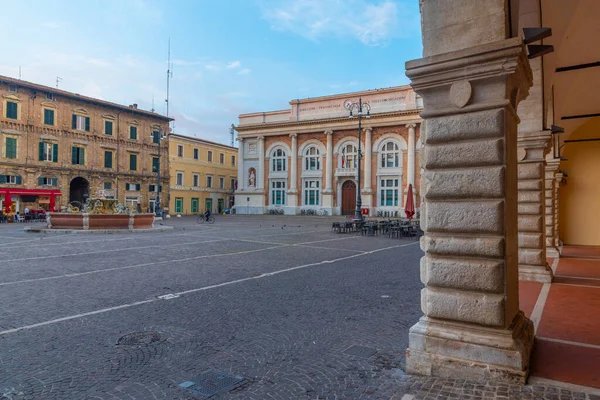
left=261, top=0, right=417, bottom=46
left=226, top=61, right=241, bottom=69
left=237, top=68, right=251, bottom=75
left=205, top=62, right=221, bottom=71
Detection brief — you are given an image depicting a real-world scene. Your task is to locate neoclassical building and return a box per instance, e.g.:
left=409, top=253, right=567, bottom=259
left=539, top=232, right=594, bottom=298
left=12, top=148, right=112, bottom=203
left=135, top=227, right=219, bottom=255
left=0, top=74, right=171, bottom=214
left=233, top=86, right=423, bottom=216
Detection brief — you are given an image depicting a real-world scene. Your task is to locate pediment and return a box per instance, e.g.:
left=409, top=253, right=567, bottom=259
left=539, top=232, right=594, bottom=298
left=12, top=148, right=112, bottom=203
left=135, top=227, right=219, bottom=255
left=102, top=114, right=116, bottom=120
left=41, top=101, right=57, bottom=108
left=73, top=107, right=89, bottom=115
left=2, top=94, right=21, bottom=101
left=129, top=119, right=139, bottom=126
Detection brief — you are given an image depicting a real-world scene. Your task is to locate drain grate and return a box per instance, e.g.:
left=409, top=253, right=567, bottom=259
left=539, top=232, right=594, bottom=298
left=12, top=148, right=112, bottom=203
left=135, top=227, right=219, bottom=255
left=116, top=331, right=164, bottom=346
left=179, top=370, right=245, bottom=398
left=344, top=345, right=377, bottom=358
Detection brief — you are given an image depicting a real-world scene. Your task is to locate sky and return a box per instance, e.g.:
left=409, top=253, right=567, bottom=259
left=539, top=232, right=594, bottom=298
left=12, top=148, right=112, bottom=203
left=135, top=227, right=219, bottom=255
left=0, top=0, right=422, bottom=145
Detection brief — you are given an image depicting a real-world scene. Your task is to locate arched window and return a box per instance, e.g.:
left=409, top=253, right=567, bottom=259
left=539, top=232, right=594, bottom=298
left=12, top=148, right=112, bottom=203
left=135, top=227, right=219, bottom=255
left=380, top=141, right=400, bottom=168
left=341, top=143, right=357, bottom=169
left=271, top=148, right=287, bottom=172
left=304, top=146, right=320, bottom=171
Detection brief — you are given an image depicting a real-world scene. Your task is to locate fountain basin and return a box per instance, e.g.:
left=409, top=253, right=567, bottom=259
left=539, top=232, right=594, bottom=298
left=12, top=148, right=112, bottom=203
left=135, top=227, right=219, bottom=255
left=48, top=213, right=155, bottom=230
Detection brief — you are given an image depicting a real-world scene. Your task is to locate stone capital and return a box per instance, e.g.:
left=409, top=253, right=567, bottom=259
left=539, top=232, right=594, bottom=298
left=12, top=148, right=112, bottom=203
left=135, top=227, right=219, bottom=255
left=362, top=127, right=373, bottom=134
left=289, top=133, right=297, bottom=139
left=406, top=38, right=533, bottom=118
left=406, top=123, right=417, bottom=130
left=237, top=137, right=244, bottom=142
left=324, top=130, right=333, bottom=136
left=257, top=135, right=265, bottom=141
left=545, top=157, right=560, bottom=172
left=517, top=131, right=552, bottom=160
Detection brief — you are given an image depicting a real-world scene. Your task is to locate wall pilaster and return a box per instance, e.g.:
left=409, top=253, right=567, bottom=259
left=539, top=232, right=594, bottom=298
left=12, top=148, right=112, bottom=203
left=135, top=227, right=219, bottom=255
left=517, top=131, right=553, bottom=282
left=236, top=137, right=244, bottom=191
left=545, top=158, right=560, bottom=258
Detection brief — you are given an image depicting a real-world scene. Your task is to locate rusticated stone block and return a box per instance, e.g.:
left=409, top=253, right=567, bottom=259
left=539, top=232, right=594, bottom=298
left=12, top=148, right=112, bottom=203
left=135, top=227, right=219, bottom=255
left=517, top=203, right=542, bottom=214
left=517, top=180, right=542, bottom=190
left=518, top=215, right=542, bottom=232
left=422, top=287, right=505, bottom=327
left=518, top=232, right=543, bottom=248
left=421, top=235, right=504, bottom=258
left=518, top=249, right=543, bottom=265
left=422, top=167, right=504, bottom=198
left=424, top=200, right=504, bottom=234
left=518, top=162, right=543, bottom=180
left=425, top=109, right=503, bottom=144
left=421, top=256, right=504, bottom=293
left=518, top=191, right=542, bottom=203
left=424, top=138, right=504, bottom=168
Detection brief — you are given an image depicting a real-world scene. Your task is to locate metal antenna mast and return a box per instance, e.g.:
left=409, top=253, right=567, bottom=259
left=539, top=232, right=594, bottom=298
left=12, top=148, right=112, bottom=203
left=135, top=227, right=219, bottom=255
left=165, top=38, right=173, bottom=132
left=230, top=124, right=235, bottom=147
left=56, top=77, right=62, bottom=89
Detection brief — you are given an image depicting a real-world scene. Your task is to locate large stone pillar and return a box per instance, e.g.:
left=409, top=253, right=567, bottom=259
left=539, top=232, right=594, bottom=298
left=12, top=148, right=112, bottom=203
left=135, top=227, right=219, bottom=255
left=237, top=137, right=245, bottom=191
left=517, top=132, right=553, bottom=282
left=287, top=133, right=298, bottom=212
left=545, top=158, right=560, bottom=258
left=405, top=1, right=534, bottom=382
left=257, top=135, right=265, bottom=190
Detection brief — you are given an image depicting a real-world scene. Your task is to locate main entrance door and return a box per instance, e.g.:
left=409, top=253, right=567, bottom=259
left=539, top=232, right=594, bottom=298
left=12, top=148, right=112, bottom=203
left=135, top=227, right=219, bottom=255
left=69, top=177, right=89, bottom=205
left=341, top=180, right=356, bottom=216
left=205, top=198, right=213, bottom=213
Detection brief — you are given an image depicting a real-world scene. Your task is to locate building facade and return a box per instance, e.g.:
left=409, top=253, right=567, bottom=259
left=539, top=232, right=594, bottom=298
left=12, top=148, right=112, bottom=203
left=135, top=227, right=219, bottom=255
left=168, top=133, right=237, bottom=215
left=233, top=86, right=422, bottom=216
left=0, top=75, right=171, bottom=215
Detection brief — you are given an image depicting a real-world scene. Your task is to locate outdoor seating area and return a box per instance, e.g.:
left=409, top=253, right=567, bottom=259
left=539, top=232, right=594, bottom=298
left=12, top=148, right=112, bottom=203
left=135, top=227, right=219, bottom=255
left=332, top=218, right=422, bottom=240
left=0, top=210, right=47, bottom=223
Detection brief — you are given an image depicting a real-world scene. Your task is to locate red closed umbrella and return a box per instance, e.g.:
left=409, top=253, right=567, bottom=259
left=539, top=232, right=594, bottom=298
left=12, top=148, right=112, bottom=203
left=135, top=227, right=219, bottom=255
left=3, top=191, right=12, bottom=214
left=405, top=184, right=415, bottom=219
left=49, top=195, right=56, bottom=212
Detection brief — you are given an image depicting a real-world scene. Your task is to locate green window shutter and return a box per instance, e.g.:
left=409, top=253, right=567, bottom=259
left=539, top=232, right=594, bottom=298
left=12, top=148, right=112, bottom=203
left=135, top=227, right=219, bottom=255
left=52, top=178, right=58, bottom=186
left=104, top=151, right=112, bottom=168
left=80, top=147, right=85, bottom=164
left=38, top=177, right=44, bottom=185
left=130, top=126, right=137, bottom=140
left=72, top=114, right=77, bottom=129
left=39, top=142, right=45, bottom=161
left=44, top=109, right=54, bottom=125
left=104, top=182, right=111, bottom=190
left=5, top=138, right=16, bottom=159
left=136, top=184, right=141, bottom=191
left=130, top=154, right=137, bottom=170
left=72, top=147, right=77, bottom=164
left=0, top=175, right=5, bottom=184
left=6, top=102, right=17, bottom=119
left=85, top=117, right=90, bottom=132
left=152, top=157, right=159, bottom=172
left=16, top=176, right=22, bottom=184
left=52, top=143, right=58, bottom=162
left=105, top=121, right=112, bottom=135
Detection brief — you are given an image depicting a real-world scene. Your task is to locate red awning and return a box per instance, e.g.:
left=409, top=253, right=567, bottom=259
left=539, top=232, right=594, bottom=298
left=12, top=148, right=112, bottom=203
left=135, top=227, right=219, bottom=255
left=0, top=188, right=62, bottom=196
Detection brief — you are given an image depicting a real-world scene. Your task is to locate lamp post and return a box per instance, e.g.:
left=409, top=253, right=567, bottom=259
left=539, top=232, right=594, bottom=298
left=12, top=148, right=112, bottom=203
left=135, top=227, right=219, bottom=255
left=344, top=97, right=370, bottom=221
left=151, top=128, right=167, bottom=217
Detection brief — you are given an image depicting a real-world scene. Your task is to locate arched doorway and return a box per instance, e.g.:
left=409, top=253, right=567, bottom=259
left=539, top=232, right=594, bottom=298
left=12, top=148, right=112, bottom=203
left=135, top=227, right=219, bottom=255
left=69, top=177, right=89, bottom=205
left=341, top=180, right=356, bottom=216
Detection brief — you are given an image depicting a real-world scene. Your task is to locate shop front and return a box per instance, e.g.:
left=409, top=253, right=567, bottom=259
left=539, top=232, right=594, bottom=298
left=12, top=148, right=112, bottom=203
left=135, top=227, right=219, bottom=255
left=0, top=188, right=62, bottom=222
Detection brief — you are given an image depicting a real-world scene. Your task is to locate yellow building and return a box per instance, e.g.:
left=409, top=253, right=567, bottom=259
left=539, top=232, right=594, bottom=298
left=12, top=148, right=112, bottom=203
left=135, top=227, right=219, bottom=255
left=168, top=133, right=237, bottom=215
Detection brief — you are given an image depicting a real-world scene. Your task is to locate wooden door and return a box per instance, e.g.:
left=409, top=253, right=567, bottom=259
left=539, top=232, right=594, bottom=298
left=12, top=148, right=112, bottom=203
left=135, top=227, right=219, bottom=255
left=341, top=180, right=356, bottom=215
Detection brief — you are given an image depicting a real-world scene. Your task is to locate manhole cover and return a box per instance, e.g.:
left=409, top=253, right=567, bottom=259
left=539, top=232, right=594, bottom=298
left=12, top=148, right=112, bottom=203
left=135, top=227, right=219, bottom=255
left=179, top=370, right=245, bottom=397
left=117, top=331, right=164, bottom=346
left=344, top=345, right=377, bottom=358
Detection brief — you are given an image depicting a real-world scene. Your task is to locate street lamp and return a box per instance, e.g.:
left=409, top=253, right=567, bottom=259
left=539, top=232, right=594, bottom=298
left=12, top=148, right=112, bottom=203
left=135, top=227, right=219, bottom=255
left=344, top=97, right=370, bottom=221
left=151, top=128, right=167, bottom=217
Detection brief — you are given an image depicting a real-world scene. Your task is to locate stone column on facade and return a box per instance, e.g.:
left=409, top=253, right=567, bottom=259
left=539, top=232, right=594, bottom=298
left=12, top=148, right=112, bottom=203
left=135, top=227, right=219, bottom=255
left=257, top=135, right=265, bottom=190
left=404, top=16, right=535, bottom=382
left=517, top=131, right=553, bottom=282
left=286, top=133, right=299, bottom=213
left=407, top=123, right=416, bottom=188
left=554, top=172, right=563, bottom=249
left=237, top=137, right=244, bottom=192
left=322, top=130, right=334, bottom=213
left=361, top=127, right=374, bottom=215
left=545, top=158, right=560, bottom=258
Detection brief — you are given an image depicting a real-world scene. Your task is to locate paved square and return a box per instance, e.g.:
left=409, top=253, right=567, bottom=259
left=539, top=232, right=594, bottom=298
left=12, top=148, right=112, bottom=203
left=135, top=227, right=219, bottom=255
left=0, top=215, right=422, bottom=399
left=0, top=216, right=595, bottom=399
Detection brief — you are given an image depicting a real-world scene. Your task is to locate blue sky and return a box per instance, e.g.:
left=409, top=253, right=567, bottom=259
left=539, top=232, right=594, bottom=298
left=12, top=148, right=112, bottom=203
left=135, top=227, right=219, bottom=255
left=0, top=0, right=422, bottom=144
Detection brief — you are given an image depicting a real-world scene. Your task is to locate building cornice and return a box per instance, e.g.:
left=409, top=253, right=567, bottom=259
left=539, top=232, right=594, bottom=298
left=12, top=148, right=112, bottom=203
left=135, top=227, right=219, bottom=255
left=235, top=110, right=422, bottom=136
left=168, top=133, right=238, bottom=151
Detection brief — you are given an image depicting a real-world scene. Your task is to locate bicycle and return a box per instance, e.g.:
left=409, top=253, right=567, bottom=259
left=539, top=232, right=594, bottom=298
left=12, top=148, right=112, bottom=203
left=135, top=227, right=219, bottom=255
left=197, top=214, right=215, bottom=224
